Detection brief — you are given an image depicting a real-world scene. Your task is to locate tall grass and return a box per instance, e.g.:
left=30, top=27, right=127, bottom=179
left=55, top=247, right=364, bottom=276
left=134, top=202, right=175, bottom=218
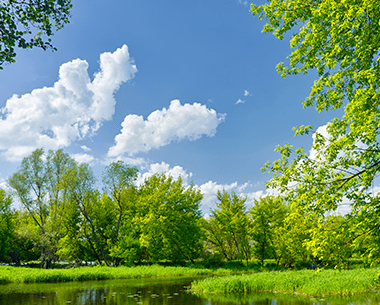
left=0, top=264, right=245, bottom=284
left=191, top=268, right=380, bottom=296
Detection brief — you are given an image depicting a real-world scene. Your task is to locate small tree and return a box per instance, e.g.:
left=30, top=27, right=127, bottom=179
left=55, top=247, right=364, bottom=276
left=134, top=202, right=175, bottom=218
left=135, top=173, right=203, bottom=263
left=250, top=196, right=287, bottom=266
left=8, top=148, right=74, bottom=268
left=205, top=190, right=252, bottom=264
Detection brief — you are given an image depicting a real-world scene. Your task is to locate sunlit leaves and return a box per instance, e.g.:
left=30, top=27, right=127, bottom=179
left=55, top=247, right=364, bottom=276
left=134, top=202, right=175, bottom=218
left=0, top=0, right=72, bottom=69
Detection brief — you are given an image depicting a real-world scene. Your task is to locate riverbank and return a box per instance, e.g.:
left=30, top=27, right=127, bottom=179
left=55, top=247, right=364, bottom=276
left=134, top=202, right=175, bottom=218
left=191, top=268, right=380, bottom=296
left=0, top=264, right=244, bottom=284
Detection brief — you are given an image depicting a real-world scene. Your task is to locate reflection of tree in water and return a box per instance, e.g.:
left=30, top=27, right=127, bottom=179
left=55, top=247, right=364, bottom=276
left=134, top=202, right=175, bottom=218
left=77, top=287, right=111, bottom=305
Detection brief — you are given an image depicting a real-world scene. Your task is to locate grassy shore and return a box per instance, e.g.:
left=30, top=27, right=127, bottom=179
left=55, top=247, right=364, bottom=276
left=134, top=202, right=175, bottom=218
left=191, top=268, right=380, bottom=296
left=0, top=264, right=246, bottom=285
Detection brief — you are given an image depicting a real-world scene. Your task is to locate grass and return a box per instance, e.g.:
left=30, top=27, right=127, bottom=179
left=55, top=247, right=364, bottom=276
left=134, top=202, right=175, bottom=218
left=191, top=268, right=380, bottom=296
left=0, top=264, right=250, bottom=285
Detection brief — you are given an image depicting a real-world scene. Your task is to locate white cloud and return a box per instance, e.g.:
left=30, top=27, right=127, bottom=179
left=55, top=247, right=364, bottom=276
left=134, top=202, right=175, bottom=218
left=72, top=153, right=95, bottom=164
left=81, top=145, right=91, bottom=152
left=108, top=100, right=225, bottom=157
left=137, top=161, right=193, bottom=186
left=235, top=99, right=245, bottom=105
left=309, top=124, right=329, bottom=160
left=108, top=156, right=148, bottom=168
left=237, top=181, right=251, bottom=192
left=244, top=90, right=250, bottom=96
left=0, top=45, right=137, bottom=161
left=199, top=180, right=238, bottom=211
left=0, top=179, right=7, bottom=191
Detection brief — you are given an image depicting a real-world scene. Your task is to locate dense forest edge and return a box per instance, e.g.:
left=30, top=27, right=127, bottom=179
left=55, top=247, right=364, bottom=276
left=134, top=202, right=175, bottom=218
left=1, top=148, right=378, bottom=273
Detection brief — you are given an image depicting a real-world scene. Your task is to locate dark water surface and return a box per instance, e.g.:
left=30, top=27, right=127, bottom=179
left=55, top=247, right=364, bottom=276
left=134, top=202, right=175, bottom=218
left=1, top=276, right=380, bottom=305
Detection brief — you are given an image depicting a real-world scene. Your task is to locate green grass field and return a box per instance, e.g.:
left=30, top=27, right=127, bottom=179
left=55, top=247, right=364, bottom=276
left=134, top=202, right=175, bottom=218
left=191, top=268, right=380, bottom=296
left=0, top=264, right=247, bottom=284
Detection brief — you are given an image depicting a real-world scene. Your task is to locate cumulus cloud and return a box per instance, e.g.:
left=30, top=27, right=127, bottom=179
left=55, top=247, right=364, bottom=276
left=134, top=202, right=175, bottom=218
left=235, top=99, right=245, bottom=105
left=309, top=124, right=329, bottom=160
left=137, top=161, right=193, bottom=186
left=108, top=100, right=225, bottom=157
left=0, top=45, right=137, bottom=161
left=72, top=153, right=95, bottom=164
left=244, top=90, right=250, bottom=96
left=237, top=181, right=251, bottom=192
left=199, top=180, right=238, bottom=211
left=0, top=179, right=7, bottom=191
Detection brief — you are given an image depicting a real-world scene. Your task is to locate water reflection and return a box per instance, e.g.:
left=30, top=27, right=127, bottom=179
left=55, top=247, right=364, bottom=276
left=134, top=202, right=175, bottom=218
left=0, top=276, right=380, bottom=305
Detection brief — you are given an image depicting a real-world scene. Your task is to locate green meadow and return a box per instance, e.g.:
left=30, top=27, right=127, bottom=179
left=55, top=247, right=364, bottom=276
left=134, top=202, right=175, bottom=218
left=191, top=268, right=380, bottom=296
left=0, top=265, right=244, bottom=285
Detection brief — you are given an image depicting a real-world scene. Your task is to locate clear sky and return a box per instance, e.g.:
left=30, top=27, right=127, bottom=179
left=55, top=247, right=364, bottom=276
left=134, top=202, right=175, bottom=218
left=0, top=0, right=343, bottom=214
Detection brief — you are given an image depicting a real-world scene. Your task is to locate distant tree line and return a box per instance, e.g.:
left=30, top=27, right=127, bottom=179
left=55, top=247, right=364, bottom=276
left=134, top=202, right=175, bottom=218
left=0, top=149, right=376, bottom=268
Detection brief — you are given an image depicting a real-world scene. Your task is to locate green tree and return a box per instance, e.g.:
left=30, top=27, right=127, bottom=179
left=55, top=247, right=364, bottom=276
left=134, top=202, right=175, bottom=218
left=253, top=0, right=380, bottom=262
left=205, top=190, right=252, bottom=264
left=0, top=0, right=72, bottom=69
left=279, top=210, right=314, bottom=267
left=102, top=161, right=139, bottom=265
left=60, top=162, right=111, bottom=265
left=250, top=196, right=287, bottom=266
left=135, top=173, right=203, bottom=263
left=0, top=189, right=14, bottom=263
left=9, top=149, right=73, bottom=268
left=8, top=148, right=75, bottom=268
left=307, top=214, right=352, bottom=269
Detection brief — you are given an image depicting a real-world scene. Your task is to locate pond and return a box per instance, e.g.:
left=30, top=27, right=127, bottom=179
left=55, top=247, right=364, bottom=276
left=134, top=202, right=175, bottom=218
left=1, top=276, right=380, bottom=305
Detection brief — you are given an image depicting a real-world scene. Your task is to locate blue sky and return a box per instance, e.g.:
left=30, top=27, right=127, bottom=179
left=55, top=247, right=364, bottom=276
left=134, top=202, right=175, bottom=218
left=0, top=0, right=343, bottom=213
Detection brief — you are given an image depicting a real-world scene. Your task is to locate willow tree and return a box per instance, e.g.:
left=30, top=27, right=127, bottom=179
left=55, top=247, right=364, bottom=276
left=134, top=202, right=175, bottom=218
left=252, top=0, right=380, bottom=260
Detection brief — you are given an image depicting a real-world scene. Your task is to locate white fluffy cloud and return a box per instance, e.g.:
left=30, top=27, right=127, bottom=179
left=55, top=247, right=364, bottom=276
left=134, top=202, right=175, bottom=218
left=0, top=45, right=137, bottom=161
left=108, top=100, right=225, bottom=157
left=137, top=161, right=193, bottom=186
left=235, top=99, right=245, bottom=105
left=199, top=180, right=238, bottom=211
left=0, top=179, right=7, bottom=191
left=72, top=153, right=95, bottom=164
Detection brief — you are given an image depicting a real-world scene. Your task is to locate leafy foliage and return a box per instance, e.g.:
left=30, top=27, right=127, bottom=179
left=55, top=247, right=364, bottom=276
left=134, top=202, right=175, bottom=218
left=0, top=0, right=72, bottom=69
left=0, top=189, right=14, bottom=262
left=135, top=173, right=204, bottom=263
left=205, top=190, right=252, bottom=264
left=8, top=148, right=74, bottom=268
left=252, top=0, right=380, bottom=264
left=250, top=196, right=287, bottom=266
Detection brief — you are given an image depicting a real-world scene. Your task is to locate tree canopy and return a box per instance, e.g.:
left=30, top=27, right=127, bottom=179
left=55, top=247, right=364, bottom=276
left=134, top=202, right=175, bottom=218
left=253, top=1, right=380, bottom=219
left=0, top=0, right=72, bottom=69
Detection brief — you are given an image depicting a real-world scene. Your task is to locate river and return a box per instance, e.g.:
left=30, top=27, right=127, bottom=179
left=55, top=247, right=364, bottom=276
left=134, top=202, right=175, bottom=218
left=1, top=276, right=380, bottom=305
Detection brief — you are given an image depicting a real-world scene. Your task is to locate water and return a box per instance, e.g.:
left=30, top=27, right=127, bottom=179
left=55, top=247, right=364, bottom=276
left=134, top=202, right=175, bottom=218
left=1, top=276, right=380, bottom=305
